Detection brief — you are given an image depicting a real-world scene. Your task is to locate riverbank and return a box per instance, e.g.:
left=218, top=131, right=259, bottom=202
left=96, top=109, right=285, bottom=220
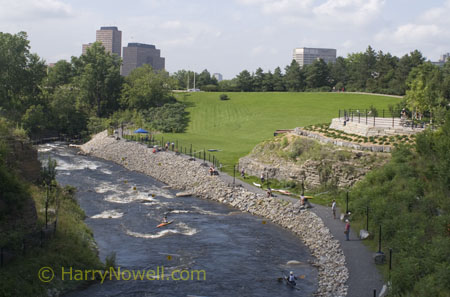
left=80, top=131, right=348, bottom=296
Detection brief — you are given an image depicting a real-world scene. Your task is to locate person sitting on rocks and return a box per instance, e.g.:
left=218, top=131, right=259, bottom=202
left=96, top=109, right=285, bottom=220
left=266, top=188, right=272, bottom=198
left=209, top=166, right=215, bottom=176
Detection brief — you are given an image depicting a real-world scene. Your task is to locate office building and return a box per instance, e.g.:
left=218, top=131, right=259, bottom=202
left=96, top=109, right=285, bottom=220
left=432, top=52, right=450, bottom=67
left=121, top=43, right=165, bottom=76
left=213, top=73, right=223, bottom=82
left=96, top=26, right=122, bottom=56
left=293, top=47, right=336, bottom=67
left=82, top=26, right=122, bottom=57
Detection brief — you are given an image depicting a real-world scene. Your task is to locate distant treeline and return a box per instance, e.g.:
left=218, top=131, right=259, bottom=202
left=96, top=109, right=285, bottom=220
left=173, top=47, right=449, bottom=96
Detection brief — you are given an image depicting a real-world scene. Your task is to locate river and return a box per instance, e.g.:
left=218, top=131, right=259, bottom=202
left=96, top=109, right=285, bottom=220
left=38, top=143, right=317, bottom=297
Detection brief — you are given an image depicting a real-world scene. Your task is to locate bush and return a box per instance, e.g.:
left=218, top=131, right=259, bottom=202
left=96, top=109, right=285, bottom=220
left=219, top=94, right=230, bottom=101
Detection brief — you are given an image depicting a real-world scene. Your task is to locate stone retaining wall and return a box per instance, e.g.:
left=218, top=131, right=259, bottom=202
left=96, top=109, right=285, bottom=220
left=81, top=131, right=348, bottom=297
left=294, top=128, right=392, bottom=153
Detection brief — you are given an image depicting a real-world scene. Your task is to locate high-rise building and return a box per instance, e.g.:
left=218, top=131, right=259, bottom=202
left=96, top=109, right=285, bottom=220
left=82, top=26, right=122, bottom=57
left=121, top=43, right=165, bottom=76
left=82, top=43, right=93, bottom=55
left=213, top=73, right=223, bottom=82
left=293, top=47, right=336, bottom=67
left=432, top=52, right=450, bottom=67
left=96, top=26, right=122, bottom=57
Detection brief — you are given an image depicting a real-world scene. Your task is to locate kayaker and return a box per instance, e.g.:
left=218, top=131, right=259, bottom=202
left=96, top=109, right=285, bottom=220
left=162, top=216, right=168, bottom=223
left=287, top=271, right=297, bottom=286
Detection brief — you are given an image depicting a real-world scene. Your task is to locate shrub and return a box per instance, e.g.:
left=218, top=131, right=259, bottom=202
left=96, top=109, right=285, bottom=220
left=219, top=94, right=230, bottom=101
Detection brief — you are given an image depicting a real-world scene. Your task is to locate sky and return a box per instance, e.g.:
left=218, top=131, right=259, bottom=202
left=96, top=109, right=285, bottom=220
left=1, top=0, right=449, bottom=79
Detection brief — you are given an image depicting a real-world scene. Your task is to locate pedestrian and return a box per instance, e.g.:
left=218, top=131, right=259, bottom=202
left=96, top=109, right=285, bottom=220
left=260, top=173, right=265, bottom=184
left=266, top=188, right=272, bottom=198
left=171, top=142, right=175, bottom=151
left=331, top=199, right=336, bottom=219
left=344, top=219, right=350, bottom=241
left=240, top=168, right=245, bottom=179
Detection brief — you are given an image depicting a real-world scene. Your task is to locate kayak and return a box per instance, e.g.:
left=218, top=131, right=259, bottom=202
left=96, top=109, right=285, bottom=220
left=157, top=221, right=174, bottom=228
left=253, top=182, right=262, bottom=187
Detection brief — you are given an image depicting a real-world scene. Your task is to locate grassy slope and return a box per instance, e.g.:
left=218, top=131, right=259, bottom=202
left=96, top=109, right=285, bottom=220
left=159, top=92, right=401, bottom=172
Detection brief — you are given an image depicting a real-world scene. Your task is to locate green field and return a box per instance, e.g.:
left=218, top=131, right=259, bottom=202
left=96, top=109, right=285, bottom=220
left=158, top=92, right=401, bottom=172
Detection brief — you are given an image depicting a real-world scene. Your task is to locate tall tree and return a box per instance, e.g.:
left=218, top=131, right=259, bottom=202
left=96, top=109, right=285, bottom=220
left=72, top=42, right=122, bottom=117
left=284, top=60, right=304, bottom=91
left=46, top=60, right=74, bottom=91
left=262, top=70, right=274, bottom=91
left=0, top=31, right=46, bottom=122
left=305, top=59, right=330, bottom=89
left=121, top=64, right=175, bottom=110
left=272, top=67, right=285, bottom=91
left=253, top=67, right=265, bottom=92
left=236, top=70, right=254, bottom=91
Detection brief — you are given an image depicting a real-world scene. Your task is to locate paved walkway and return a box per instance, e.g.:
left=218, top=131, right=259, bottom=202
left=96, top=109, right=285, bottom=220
left=217, top=171, right=385, bottom=297
left=133, top=144, right=386, bottom=296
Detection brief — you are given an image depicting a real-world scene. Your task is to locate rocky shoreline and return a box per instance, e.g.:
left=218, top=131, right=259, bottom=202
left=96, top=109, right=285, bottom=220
left=80, top=131, right=349, bottom=296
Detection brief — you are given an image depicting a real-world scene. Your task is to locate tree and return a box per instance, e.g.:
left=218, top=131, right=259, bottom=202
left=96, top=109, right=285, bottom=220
left=405, top=63, right=445, bottom=121
left=236, top=70, right=254, bottom=91
left=262, top=70, right=274, bottom=92
left=329, top=57, right=348, bottom=90
left=272, top=67, right=285, bottom=91
left=305, top=59, right=330, bottom=89
left=284, top=60, right=304, bottom=91
left=121, top=64, right=175, bottom=110
left=21, top=104, right=48, bottom=137
left=72, top=42, right=122, bottom=117
left=197, top=69, right=213, bottom=89
left=49, top=86, right=87, bottom=136
left=0, top=31, right=46, bottom=122
left=253, top=67, right=265, bottom=92
left=46, top=60, right=74, bottom=91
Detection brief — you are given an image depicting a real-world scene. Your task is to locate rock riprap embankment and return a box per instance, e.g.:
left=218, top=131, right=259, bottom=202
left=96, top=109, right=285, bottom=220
left=81, top=131, right=349, bottom=297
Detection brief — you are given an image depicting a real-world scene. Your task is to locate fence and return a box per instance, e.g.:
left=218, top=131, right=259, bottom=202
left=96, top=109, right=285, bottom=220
left=122, top=133, right=223, bottom=171
left=338, top=109, right=427, bottom=129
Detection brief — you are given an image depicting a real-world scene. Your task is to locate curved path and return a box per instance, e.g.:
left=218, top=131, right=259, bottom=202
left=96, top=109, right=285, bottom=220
left=215, top=167, right=385, bottom=297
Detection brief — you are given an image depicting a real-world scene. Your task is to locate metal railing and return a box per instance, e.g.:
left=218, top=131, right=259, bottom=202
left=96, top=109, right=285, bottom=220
left=122, top=133, right=223, bottom=171
left=338, top=109, right=427, bottom=129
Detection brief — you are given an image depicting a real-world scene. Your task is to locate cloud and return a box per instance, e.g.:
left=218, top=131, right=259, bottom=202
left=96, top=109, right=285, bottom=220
left=0, top=0, right=73, bottom=21
left=374, top=1, right=450, bottom=59
left=236, top=0, right=385, bottom=26
left=313, top=0, right=385, bottom=26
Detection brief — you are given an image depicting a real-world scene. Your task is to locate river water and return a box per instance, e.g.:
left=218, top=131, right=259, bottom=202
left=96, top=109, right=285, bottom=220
left=38, top=143, right=317, bottom=297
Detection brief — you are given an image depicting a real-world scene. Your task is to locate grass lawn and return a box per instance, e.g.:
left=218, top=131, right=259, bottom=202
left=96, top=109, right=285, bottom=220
left=157, top=92, right=401, bottom=173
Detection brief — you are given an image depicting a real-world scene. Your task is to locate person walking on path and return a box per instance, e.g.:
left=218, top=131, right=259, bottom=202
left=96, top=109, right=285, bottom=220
left=344, top=219, right=351, bottom=241
left=331, top=199, right=337, bottom=219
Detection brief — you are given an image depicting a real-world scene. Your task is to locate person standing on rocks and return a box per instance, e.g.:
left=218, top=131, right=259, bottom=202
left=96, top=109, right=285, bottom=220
left=344, top=219, right=350, bottom=241
left=332, top=200, right=337, bottom=219
left=260, top=173, right=265, bottom=184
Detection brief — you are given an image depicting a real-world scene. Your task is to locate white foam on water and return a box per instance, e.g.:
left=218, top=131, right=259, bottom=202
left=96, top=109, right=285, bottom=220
left=286, top=260, right=304, bottom=265
left=55, top=158, right=101, bottom=171
left=125, top=222, right=197, bottom=239
left=37, top=143, right=60, bottom=152
left=191, top=206, right=224, bottom=216
left=170, top=210, right=190, bottom=214
left=100, top=168, right=113, bottom=175
left=91, top=210, right=124, bottom=219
